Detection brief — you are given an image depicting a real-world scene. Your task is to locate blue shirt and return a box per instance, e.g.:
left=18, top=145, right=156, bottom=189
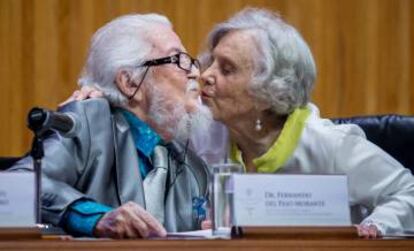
left=120, top=109, right=161, bottom=178
left=62, top=109, right=161, bottom=236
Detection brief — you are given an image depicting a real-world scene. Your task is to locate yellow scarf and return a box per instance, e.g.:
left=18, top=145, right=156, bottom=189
left=230, top=107, right=311, bottom=173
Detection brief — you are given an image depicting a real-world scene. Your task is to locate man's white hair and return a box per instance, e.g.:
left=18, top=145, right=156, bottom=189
left=78, top=14, right=172, bottom=106
left=201, top=8, right=316, bottom=115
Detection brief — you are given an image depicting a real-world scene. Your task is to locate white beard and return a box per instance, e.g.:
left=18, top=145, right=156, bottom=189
left=148, top=80, right=213, bottom=143
left=174, top=101, right=212, bottom=143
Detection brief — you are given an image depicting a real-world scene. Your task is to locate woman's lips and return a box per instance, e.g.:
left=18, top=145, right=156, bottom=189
left=201, top=90, right=210, bottom=99
left=200, top=91, right=213, bottom=106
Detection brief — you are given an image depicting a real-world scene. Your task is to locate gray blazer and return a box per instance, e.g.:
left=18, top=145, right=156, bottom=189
left=11, top=98, right=210, bottom=232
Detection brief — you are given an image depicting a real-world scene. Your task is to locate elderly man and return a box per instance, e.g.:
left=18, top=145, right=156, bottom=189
left=11, top=14, right=212, bottom=238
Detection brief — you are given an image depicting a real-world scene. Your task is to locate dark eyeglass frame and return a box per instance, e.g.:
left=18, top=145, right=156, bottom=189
left=141, top=52, right=200, bottom=72
left=128, top=52, right=200, bottom=100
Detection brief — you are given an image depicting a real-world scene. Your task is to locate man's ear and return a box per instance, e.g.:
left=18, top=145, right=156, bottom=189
left=115, top=69, right=142, bottom=100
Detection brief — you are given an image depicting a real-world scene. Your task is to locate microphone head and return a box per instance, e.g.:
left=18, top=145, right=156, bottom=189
left=27, top=107, right=48, bottom=132
left=27, top=107, right=80, bottom=138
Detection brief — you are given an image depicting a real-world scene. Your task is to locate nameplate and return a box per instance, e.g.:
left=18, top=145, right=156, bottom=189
left=232, top=174, right=351, bottom=226
left=0, top=172, right=36, bottom=227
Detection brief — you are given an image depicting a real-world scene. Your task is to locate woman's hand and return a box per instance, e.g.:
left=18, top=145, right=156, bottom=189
left=59, top=85, right=104, bottom=107
left=355, top=222, right=381, bottom=238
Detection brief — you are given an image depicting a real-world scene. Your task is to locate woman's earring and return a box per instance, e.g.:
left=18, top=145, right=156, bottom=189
left=255, top=118, right=262, bottom=131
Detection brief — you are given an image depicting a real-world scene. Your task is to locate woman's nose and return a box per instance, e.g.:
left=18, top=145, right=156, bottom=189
left=200, top=68, right=215, bottom=87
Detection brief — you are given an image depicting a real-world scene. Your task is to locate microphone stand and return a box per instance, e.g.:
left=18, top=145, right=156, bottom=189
left=30, top=133, right=43, bottom=224
left=27, top=107, right=47, bottom=224
left=25, top=107, right=75, bottom=235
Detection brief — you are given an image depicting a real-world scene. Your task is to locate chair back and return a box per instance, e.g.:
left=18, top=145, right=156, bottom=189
left=332, top=115, right=414, bottom=174
left=0, top=157, right=22, bottom=171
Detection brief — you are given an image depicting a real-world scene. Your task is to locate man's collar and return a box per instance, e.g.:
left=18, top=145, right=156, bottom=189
left=119, top=108, right=161, bottom=157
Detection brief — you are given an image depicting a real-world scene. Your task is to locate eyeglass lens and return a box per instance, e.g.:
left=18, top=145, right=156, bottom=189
left=178, top=53, right=192, bottom=71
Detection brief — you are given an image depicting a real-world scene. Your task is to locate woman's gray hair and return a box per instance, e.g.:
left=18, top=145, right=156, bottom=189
left=202, top=8, right=316, bottom=115
left=78, top=14, right=172, bottom=106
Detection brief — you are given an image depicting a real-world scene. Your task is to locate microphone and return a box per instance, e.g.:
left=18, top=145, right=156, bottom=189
left=27, top=107, right=79, bottom=138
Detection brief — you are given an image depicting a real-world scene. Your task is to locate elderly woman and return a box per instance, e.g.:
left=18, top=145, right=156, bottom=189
left=196, top=8, right=414, bottom=238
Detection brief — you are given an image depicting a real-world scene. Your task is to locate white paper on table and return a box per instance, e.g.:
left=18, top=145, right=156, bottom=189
left=232, top=174, right=351, bottom=227
left=166, top=228, right=231, bottom=239
left=0, top=172, right=36, bottom=227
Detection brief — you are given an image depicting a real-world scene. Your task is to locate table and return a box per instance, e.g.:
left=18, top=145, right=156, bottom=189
left=0, top=227, right=413, bottom=251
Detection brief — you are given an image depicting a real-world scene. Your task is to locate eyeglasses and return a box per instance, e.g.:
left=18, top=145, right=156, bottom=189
left=141, top=52, right=200, bottom=72
left=128, top=52, right=200, bottom=100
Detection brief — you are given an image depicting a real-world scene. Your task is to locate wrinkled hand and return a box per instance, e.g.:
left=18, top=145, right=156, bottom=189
left=94, top=201, right=167, bottom=239
left=201, top=220, right=212, bottom=230
left=59, top=85, right=104, bottom=107
left=355, top=223, right=381, bottom=239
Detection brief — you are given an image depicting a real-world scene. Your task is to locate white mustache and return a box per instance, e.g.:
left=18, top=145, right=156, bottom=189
left=186, top=79, right=200, bottom=93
